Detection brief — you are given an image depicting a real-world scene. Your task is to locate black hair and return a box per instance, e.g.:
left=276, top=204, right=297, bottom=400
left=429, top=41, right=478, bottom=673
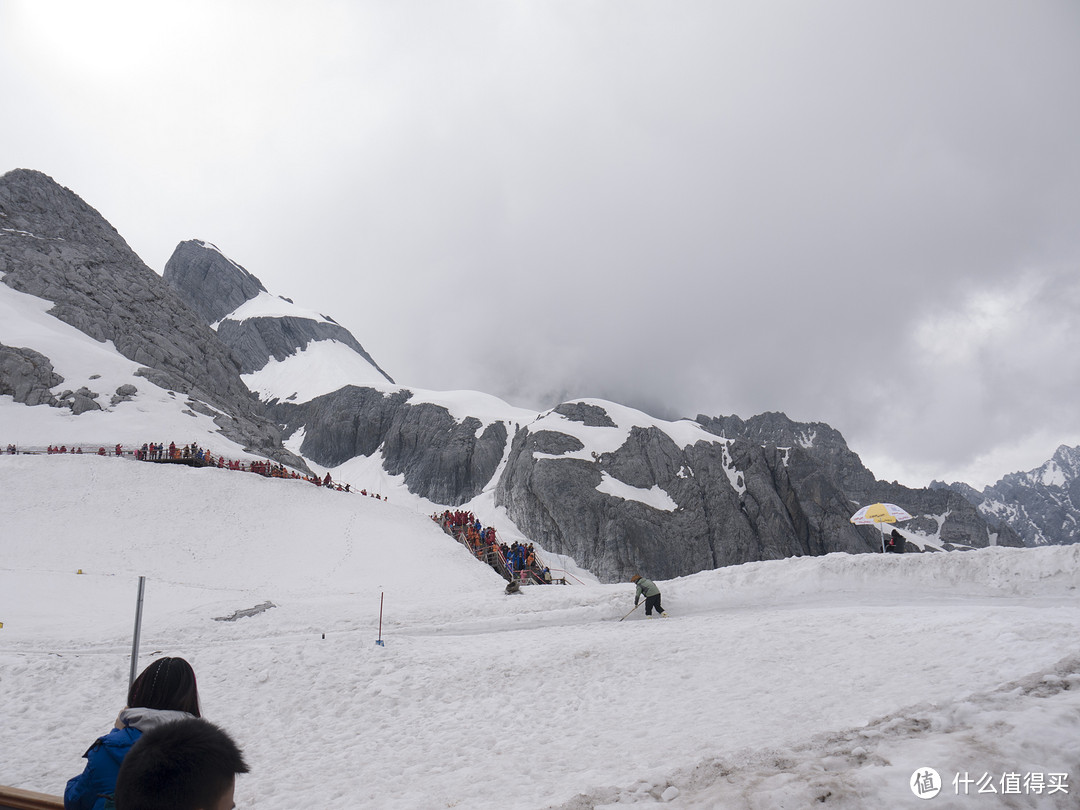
left=114, top=718, right=248, bottom=810
left=127, top=657, right=201, bottom=718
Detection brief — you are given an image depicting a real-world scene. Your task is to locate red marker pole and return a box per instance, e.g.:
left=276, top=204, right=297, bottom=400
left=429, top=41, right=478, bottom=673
left=376, top=592, right=385, bottom=646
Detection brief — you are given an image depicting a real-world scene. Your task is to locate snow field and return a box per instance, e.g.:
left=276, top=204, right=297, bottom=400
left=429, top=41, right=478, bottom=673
left=2, top=454, right=1079, bottom=809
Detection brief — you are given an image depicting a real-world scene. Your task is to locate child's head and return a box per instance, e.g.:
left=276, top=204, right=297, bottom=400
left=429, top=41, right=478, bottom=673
left=115, top=718, right=248, bottom=810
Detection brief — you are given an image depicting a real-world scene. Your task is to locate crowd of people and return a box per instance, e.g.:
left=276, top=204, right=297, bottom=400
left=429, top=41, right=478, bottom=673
left=433, top=510, right=554, bottom=585
left=33, top=441, right=385, bottom=498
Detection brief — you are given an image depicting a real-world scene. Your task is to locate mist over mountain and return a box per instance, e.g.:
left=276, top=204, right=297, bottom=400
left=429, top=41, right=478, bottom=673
left=3, top=168, right=1059, bottom=585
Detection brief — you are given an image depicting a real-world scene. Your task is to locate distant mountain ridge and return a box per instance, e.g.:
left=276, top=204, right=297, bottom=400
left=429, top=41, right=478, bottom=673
left=934, top=444, right=1080, bottom=547
left=1, top=168, right=1055, bottom=584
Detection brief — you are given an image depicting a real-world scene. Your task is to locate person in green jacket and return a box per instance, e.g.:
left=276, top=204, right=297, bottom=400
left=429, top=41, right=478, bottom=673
left=631, top=574, right=668, bottom=617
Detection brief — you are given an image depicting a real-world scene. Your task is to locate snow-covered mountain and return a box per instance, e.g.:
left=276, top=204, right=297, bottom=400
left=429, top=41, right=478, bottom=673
left=2, top=453, right=1078, bottom=809
left=163, top=239, right=394, bottom=398
left=0, top=168, right=1029, bottom=586
left=161, top=241, right=1023, bottom=576
left=936, top=444, right=1080, bottom=547
left=0, top=169, right=305, bottom=469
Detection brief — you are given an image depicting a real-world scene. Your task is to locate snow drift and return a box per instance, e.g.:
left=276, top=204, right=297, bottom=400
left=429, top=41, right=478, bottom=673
left=1, top=454, right=1078, bottom=809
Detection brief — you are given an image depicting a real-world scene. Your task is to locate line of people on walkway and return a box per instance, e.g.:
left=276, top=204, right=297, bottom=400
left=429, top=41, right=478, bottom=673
left=38, top=440, right=381, bottom=498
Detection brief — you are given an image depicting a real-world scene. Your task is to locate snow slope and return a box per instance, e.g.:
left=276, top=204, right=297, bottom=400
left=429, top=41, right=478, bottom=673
left=242, top=339, right=394, bottom=402
left=0, top=277, right=261, bottom=459
left=214, top=290, right=337, bottom=329
left=529, top=399, right=728, bottom=461
left=2, top=454, right=1078, bottom=809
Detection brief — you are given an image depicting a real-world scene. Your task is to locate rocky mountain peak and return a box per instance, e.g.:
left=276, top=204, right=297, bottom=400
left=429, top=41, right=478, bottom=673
left=163, top=240, right=267, bottom=325
left=696, top=411, right=847, bottom=450
left=0, top=169, right=307, bottom=471
left=697, top=410, right=877, bottom=500
left=163, top=240, right=394, bottom=387
left=1049, top=444, right=1080, bottom=479
left=0, top=169, right=130, bottom=253
left=938, top=444, right=1080, bottom=547
left=554, top=401, right=618, bottom=427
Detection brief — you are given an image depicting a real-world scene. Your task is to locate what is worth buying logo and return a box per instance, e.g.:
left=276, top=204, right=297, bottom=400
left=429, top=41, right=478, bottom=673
left=910, top=767, right=1070, bottom=799
left=911, top=768, right=942, bottom=799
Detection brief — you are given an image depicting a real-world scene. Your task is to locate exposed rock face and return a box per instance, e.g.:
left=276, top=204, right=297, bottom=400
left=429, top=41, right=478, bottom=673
left=864, top=481, right=1022, bottom=549
left=556, top=401, right=617, bottom=428
left=697, top=412, right=877, bottom=500
left=271, top=386, right=508, bottom=504
left=699, top=411, right=1023, bottom=552
left=0, top=169, right=306, bottom=470
left=495, top=404, right=877, bottom=582
left=215, top=315, right=392, bottom=379
left=164, top=240, right=393, bottom=382
left=491, top=404, right=1023, bottom=582
left=161, top=240, right=267, bottom=325
left=938, top=445, right=1080, bottom=547
left=0, top=344, right=62, bottom=406
left=59, top=386, right=102, bottom=415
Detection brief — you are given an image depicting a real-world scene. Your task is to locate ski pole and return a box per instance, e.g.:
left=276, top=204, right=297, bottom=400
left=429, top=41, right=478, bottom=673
left=618, top=602, right=643, bottom=622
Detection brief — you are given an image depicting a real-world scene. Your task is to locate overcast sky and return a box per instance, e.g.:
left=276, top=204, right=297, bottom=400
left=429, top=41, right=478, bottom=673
left=2, top=1, right=1078, bottom=488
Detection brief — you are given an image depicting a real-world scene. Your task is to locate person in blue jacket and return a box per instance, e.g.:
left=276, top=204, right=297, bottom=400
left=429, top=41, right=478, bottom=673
left=64, top=657, right=201, bottom=810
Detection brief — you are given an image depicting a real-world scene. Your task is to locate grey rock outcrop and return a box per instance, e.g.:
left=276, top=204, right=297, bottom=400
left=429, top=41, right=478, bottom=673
left=697, top=411, right=1021, bottom=551
left=492, top=404, right=1022, bottom=582
left=697, top=412, right=877, bottom=500
left=215, top=315, right=393, bottom=381
left=863, top=481, right=1022, bottom=550
left=555, top=401, right=617, bottom=428
left=61, top=386, right=102, bottom=415
left=495, top=404, right=877, bottom=582
left=161, top=240, right=267, bottom=325
left=0, top=169, right=307, bottom=470
left=938, top=445, right=1080, bottom=547
left=164, top=240, right=393, bottom=384
left=271, top=386, right=508, bottom=504
left=111, top=383, right=138, bottom=406
left=0, top=344, right=62, bottom=406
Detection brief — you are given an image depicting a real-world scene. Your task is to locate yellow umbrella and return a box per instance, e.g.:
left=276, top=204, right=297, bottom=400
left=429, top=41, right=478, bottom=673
left=850, top=502, right=913, bottom=552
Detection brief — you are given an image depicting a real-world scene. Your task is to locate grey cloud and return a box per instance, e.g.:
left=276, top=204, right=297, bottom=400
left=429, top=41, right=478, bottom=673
left=1, top=0, right=1078, bottom=487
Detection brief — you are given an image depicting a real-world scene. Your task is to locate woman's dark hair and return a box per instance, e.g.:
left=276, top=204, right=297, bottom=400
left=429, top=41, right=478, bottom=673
left=127, top=657, right=201, bottom=717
